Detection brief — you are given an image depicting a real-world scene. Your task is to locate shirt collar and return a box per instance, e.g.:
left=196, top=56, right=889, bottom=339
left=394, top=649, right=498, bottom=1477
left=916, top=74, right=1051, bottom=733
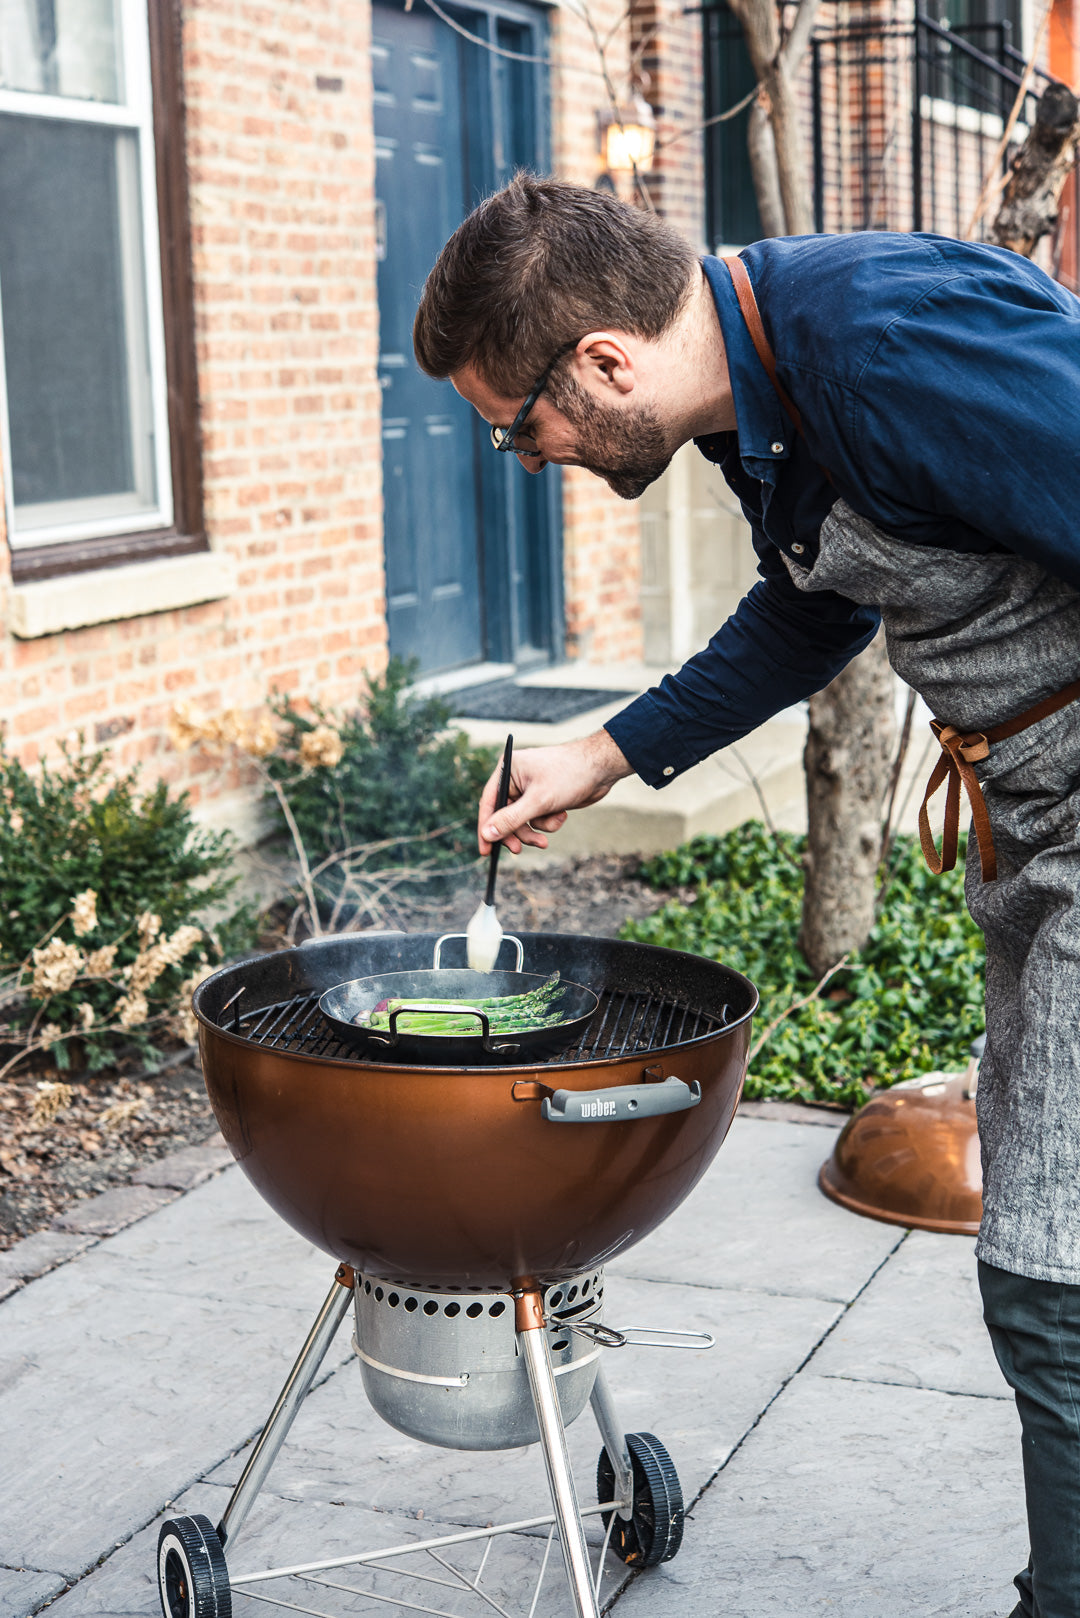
left=696, top=254, right=790, bottom=476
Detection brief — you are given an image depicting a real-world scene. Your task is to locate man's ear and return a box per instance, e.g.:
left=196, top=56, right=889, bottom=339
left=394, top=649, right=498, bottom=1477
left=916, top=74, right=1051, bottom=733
left=568, top=333, right=636, bottom=396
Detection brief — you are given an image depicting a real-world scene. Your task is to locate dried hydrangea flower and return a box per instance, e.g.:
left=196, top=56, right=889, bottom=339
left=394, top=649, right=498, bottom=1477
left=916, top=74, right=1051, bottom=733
left=114, top=992, right=149, bottom=1029
left=30, top=1077, right=73, bottom=1125
left=99, top=1095, right=143, bottom=1130
left=85, top=944, right=118, bottom=977
left=136, top=911, right=162, bottom=947
left=77, top=1002, right=95, bottom=1030
left=300, top=725, right=345, bottom=770
left=71, top=889, right=98, bottom=937
left=31, top=939, right=85, bottom=996
left=247, top=713, right=279, bottom=758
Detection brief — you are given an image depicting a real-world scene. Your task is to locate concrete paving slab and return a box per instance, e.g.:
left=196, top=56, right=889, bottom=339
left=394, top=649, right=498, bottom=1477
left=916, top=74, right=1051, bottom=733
left=204, top=1273, right=840, bottom=1526
left=130, top=1140, right=231, bottom=1192
left=75, top=1168, right=342, bottom=1311
left=812, top=1230, right=1009, bottom=1400
left=613, top=1375, right=1026, bottom=1618
left=0, top=1231, right=94, bottom=1281
left=609, top=1117, right=906, bottom=1302
left=0, top=1566, right=67, bottom=1618
left=0, top=1171, right=348, bottom=1582
left=53, top=1185, right=176, bottom=1237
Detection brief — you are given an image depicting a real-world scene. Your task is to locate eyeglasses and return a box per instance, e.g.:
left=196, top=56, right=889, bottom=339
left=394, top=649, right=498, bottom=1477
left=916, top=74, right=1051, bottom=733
left=489, top=342, right=578, bottom=459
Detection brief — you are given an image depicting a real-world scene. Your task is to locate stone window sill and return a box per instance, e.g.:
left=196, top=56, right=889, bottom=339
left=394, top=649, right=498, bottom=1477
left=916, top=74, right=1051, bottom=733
left=7, top=551, right=236, bottom=639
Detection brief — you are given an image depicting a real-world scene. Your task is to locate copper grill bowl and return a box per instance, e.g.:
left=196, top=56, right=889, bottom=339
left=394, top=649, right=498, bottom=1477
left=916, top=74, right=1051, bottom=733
left=194, top=932, right=757, bottom=1290
left=818, top=1071, right=982, bottom=1236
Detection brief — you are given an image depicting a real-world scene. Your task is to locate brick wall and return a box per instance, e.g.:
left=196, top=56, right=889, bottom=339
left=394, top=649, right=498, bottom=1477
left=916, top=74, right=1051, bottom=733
left=0, top=0, right=384, bottom=834
left=548, top=0, right=647, bottom=666
left=0, top=0, right=712, bottom=822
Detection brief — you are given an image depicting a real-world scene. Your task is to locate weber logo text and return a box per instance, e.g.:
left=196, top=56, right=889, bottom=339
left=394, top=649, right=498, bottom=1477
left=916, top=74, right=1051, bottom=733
left=580, top=1100, right=617, bottom=1118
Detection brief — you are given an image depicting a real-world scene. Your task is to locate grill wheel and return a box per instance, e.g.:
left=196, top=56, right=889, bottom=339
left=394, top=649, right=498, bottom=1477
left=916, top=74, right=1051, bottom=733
left=596, top=1431, right=684, bottom=1567
left=157, top=1515, right=231, bottom=1618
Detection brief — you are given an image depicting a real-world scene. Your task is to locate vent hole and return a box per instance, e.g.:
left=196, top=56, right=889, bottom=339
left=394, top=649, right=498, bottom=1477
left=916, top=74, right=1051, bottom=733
left=374, top=1287, right=384, bottom=1302
left=551, top=1338, right=570, bottom=1352
left=549, top=1291, right=564, bottom=1307
left=445, top=1302, right=461, bottom=1317
left=404, top=1296, right=418, bottom=1312
left=466, top=1302, right=483, bottom=1318
left=423, top=1300, right=439, bottom=1316
left=364, top=1280, right=372, bottom=1294
left=489, top=1300, right=506, bottom=1317
left=567, top=1286, right=579, bottom=1302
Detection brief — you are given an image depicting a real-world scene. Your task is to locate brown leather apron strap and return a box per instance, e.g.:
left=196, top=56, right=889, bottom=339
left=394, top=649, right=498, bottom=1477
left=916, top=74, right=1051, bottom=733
left=722, top=255, right=805, bottom=436
left=920, top=676, right=1080, bottom=882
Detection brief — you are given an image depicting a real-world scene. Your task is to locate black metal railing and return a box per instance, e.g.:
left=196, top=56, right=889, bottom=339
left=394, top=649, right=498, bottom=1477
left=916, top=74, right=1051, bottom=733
left=808, top=11, right=1079, bottom=290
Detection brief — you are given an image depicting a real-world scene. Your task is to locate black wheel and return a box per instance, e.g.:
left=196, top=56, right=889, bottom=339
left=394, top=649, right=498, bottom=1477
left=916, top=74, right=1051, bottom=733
left=597, top=1431, right=684, bottom=1567
left=157, top=1515, right=232, bottom=1618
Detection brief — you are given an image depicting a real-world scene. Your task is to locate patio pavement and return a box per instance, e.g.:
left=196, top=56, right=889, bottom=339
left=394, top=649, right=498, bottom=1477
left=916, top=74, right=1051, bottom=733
left=0, top=1106, right=1027, bottom=1618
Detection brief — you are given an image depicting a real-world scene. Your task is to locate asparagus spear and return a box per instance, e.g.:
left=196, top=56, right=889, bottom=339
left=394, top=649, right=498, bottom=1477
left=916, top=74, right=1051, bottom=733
left=356, top=972, right=567, bottom=1035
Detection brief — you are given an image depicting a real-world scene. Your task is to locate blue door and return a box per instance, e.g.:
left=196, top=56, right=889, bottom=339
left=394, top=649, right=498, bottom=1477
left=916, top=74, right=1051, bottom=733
left=373, top=0, right=561, bottom=676
left=373, top=4, right=483, bottom=672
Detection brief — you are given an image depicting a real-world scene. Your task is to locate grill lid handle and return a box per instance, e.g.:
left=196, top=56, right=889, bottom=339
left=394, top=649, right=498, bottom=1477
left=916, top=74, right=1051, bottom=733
left=541, top=1076, right=701, bottom=1123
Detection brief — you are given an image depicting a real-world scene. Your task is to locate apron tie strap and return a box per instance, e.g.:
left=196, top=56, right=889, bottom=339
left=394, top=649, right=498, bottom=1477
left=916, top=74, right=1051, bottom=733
left=920, top=675, right=1080, bottom=882
left=920, top=723, right=995, bottom=881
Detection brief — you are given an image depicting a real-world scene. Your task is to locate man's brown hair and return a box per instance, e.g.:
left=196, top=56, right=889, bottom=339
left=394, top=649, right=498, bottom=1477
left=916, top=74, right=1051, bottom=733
left=412, top=173, right=698, bottom=398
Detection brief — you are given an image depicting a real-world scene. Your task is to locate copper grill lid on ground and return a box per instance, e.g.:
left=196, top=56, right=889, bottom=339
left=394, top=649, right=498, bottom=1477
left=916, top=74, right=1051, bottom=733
left=818, top=1043, right=983, bottom=1236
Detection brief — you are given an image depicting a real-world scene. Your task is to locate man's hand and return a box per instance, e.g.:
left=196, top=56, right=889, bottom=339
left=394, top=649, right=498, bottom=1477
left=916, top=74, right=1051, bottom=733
left=477, top=729, right=634, bottom=854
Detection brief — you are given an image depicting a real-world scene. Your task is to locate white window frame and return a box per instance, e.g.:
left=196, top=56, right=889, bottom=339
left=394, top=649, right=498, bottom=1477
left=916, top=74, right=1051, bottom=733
left=0, top=0, right=173, bottom=551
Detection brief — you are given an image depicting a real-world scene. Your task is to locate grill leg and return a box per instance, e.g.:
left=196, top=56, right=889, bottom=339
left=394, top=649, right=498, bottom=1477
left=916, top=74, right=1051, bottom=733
left=216, top=1266, right=354, bottom=1550
left=517, top=1289, right=600, bottom=1618
left=589, top=1364, right=634, bottom=1520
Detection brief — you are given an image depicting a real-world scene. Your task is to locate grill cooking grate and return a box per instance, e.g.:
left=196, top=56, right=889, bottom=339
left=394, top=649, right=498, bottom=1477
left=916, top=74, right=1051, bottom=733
left=225, top=985, right=727, bottom=1066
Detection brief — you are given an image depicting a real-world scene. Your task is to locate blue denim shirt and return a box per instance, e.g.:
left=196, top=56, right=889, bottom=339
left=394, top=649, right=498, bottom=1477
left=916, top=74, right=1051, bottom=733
left=605, top=232, right=1080, bottom=788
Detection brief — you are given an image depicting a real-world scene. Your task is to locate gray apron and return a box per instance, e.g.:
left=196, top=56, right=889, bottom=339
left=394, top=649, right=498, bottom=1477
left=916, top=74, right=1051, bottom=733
left=784, top=499, right=1080, bottom=1283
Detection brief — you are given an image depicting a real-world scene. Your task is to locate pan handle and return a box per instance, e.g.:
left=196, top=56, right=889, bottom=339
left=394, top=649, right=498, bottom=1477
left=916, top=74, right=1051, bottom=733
left=541, top=1076, right=701, bottom=1123
left=433, top=933, right=525, bottom=972
left=380, top=1002, right=520, bottom=1057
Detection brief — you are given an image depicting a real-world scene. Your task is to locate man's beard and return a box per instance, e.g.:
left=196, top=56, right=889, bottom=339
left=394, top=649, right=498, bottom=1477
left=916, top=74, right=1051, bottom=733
left=550, top=374, right=673, bottom=500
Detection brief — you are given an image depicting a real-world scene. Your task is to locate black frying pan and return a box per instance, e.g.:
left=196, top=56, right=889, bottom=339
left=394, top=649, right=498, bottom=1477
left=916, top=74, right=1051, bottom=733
left=319, top=968, right=599, bottom=1065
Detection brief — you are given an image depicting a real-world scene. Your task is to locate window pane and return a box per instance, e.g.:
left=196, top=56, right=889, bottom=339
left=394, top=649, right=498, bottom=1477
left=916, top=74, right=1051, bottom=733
left=0, top=112, right=157, bottom=533
left=0, top=0, right=121, bottom=103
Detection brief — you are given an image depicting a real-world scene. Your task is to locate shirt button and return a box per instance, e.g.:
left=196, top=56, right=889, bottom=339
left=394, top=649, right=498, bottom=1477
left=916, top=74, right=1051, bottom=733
left=771, top=441, right=784, bottom=454
left=791, top=542, right=805, bottom=555
left=662, top=766, right=674, bottom=777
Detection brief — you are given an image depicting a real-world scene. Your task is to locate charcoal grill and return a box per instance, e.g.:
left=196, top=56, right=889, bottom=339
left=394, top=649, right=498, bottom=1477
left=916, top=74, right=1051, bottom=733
left=157, top=930, right=756, bottom=1618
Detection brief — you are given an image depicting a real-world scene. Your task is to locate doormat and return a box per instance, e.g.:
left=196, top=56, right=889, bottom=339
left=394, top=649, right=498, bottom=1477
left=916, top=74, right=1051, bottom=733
left=448, top=680, right=636, bottom=724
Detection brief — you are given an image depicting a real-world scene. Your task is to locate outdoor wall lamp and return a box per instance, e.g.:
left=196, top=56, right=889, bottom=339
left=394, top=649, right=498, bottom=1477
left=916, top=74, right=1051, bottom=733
left=599, top=95, right=656, bottom=173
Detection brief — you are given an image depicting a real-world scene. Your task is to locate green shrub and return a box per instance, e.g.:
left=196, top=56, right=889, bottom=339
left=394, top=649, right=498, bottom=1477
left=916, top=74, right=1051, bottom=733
left=264, top=658, right=496, bottom=908
left=621, top=821, right=985, bottom=1107
left=0, top=739, right=252, bottom=1071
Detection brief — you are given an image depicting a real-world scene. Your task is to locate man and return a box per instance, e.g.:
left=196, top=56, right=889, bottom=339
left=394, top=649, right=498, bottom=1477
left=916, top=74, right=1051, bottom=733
left=413, top=173, right=1080, bottom=1617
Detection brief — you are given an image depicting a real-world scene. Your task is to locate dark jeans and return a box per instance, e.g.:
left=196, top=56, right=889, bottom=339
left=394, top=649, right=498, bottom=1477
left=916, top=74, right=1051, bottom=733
left=979, top=1260, right=1080, bottom=1618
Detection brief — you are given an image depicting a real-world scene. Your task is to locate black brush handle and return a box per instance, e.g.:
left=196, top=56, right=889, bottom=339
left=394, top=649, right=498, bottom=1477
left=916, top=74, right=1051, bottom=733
left=484, top=734, right=514, bottom=906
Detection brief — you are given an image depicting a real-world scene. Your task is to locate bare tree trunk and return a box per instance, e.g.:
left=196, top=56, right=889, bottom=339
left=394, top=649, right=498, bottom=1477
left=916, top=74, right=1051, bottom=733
left=727, top=0, right=819, bottom=235
left=799, top=630, right=896, bottom=977
left=747, top=101, right=785, bottom=237
left=992, top=81, right=1080, bottom=257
